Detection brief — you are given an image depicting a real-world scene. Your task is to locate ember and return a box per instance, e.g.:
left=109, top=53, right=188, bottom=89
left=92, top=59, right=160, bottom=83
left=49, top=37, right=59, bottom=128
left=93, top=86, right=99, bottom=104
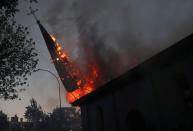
left=50, top=35, right=99, bottom=103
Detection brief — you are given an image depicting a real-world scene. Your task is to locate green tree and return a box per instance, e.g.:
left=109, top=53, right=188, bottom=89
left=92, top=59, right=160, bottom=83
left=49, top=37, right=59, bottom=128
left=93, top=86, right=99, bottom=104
left=0, top=111, right=9, bottom=131
left=24, top=98, right=43, bottom=123
left=0, top=0, right=38, bottom=100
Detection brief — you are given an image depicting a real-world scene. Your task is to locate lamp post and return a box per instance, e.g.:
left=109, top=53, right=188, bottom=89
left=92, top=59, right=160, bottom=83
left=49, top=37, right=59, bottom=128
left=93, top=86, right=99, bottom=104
left=35, top=68, right=62, bottom=108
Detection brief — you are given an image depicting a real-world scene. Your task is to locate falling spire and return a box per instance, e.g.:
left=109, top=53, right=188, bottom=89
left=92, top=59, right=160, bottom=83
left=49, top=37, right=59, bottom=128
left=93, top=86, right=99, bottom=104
left=28, top=7, right=99, bottom=103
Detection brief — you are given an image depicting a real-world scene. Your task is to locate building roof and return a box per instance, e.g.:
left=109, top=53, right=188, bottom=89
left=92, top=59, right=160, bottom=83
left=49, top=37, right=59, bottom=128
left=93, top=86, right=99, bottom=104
left=72, top=33, right=193, bottom=106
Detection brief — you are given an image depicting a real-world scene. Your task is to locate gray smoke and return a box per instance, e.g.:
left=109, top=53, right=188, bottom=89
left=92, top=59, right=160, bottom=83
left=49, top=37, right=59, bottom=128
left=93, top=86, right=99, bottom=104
left=44, top=0, right=193, bottom=85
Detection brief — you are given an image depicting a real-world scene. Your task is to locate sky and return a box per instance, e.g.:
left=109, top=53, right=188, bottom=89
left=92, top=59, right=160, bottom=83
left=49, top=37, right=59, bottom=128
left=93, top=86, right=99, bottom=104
left=0, top=0, right=193, bottom=119
left=0, top=0, right=71, bottom=119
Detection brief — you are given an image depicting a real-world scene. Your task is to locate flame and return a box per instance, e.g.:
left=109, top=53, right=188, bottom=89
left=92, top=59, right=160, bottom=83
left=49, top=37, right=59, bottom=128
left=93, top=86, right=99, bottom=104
left=51, top=35, right=99, bottom=103
left=57, top=46, right=61, bottom=51
left=51, top=35, right=56, bottom=42
left=55, top=43, right=68, bottom=60
left=66, top=64, right=99, bottom=103
left=77, top=80, right=82, bottom=86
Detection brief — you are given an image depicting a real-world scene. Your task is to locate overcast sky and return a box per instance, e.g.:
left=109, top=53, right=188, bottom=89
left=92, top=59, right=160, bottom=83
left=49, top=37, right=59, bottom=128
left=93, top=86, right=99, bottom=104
left=0, top=0, right=193, bottom=118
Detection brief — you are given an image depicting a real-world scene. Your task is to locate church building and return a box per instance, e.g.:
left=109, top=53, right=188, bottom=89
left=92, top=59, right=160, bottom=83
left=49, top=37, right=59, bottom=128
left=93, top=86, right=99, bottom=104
left=72, top=33, right=193, bottom=131
left=34, top=7, right=193, bottom=130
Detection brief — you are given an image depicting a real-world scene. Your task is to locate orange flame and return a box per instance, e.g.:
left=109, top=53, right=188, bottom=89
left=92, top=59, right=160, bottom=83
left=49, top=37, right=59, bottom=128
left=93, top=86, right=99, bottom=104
left=51, top=35, right=99, bottom=103
left=66, top=65, right=99, bottom=103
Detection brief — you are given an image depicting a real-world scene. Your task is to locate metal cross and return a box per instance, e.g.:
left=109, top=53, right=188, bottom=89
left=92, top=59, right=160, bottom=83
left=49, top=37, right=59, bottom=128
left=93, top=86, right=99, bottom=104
left=27, top=6, right=39, bottom=22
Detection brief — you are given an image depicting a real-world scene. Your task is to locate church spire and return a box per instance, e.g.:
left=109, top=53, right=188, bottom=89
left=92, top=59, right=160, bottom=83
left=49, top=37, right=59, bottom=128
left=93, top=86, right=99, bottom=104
left=27, top=8, right=98, bottom=103
left=27, top=7, right=80, bottom=92
left=37, top=22, right=80, bottom=92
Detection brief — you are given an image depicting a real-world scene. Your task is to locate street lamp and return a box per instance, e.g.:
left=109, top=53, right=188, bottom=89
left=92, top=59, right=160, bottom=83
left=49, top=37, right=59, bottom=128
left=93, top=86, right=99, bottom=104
left=35, top=68, right=62, bottom=108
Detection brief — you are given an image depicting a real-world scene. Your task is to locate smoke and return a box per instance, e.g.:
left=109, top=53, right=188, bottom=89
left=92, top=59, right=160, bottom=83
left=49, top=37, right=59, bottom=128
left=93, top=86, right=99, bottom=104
left=44, top=0, right=193, bottom=85
left=45, top=0, right=79, bottom=58
left=45, top=97, right=59, bottom=111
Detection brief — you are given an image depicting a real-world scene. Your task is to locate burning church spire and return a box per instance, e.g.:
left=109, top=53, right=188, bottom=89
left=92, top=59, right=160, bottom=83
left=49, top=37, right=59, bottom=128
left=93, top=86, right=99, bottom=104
left=37, top=21, right=82, bottom=92
left=28, top=7, right=99, bottom=103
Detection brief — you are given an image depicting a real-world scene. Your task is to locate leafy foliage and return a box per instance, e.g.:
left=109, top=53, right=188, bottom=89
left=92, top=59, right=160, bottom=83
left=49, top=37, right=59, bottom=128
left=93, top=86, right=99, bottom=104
left=0, top=0, right=38, bottom=100
left=24, top=98, right=43, bottom=123
left=0, top=101, right=81, bottom=131
left=0, top=110, right=9, bottom=130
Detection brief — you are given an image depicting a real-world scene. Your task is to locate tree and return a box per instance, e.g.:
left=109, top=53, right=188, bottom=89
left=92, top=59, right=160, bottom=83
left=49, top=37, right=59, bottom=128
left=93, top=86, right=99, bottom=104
left=0, top=0, right=38, bottom=100
left=24, top=98, right=43, bottom=123
left=50, top=107, right=81, bottom=131
left=0, top=110, right=9, bottom=130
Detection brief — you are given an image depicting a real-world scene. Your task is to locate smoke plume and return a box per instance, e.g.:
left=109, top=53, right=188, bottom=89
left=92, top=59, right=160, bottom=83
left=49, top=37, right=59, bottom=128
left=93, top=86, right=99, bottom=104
left=44, top=0, right=193, bottom=86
